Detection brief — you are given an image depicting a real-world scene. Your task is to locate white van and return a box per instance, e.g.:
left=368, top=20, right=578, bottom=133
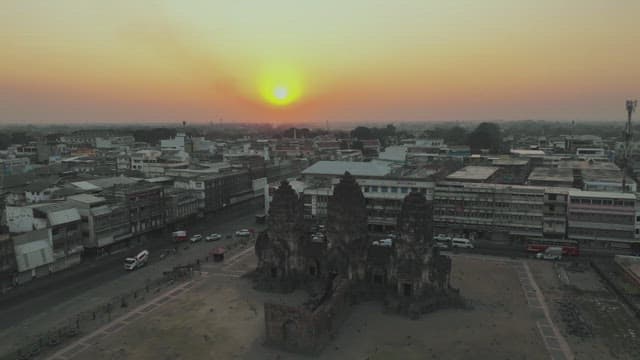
left=536, top=246, right=562, bottom=260
left=372, top=238, right=393, bottom=247
left=451, top=238, right=474, bottom=249
left=124, top=250, right=149, bottom=271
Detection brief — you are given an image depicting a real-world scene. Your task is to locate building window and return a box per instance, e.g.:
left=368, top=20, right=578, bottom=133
left=401, top=187, right=409, bottom=193
left=548, top=194, right=556, bottom=201
left=391, top=187, right=398, bottom=193
left=381, top=186, right=388, bottom=193
left=371, top=186, right=378, bottom=192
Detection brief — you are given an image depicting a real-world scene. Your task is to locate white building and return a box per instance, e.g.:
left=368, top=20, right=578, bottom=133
left=300, top=161, right=435, bottom=231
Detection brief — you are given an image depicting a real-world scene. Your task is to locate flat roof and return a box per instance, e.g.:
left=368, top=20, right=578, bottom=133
left=302, top=161, right=392, bottom=177
left=67, top=193, right=106, bottom=205
left=511, top=149, right=545, bottom=156
left=568, top=189, right=636, bottom=200
left=581, top=169, right=635, bottom=183
left=557, top=160, right=619, bottom=171
left=528, top=167, right=573, bottom=183
left=491, top=158, right=529, bottom=166
left=446, top=166, right=498, bottom=181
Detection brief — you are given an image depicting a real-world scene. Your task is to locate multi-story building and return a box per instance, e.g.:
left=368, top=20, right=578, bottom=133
left=542, top=188, right=569, bottom=240
left=434, top=181, right=546, bottom=243
left=68, top=194, right=131, bottom=255
left=173, top=170, right=253, bottom=213
left=164, top=188, right=200, bottom=227
left=4, top=202, right=82, bottom=271
left=301, top=161, right=436, bottom=232
left=107, top=184, right=164, bottom=239
left=0, top=156, right=30, bottom=175
left=12, top=228, right=54, bottom=284
left=567, top=190, right=637, bottom=250
left=32, top=203, right=83, bottom=271
left=0, top=233, right=16, bottom=291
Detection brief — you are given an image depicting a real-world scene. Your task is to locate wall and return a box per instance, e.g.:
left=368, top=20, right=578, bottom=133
left=264, top=277, right=352, bottom=354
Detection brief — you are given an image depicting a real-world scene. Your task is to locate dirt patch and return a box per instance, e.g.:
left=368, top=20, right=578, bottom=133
left=80, top=255, right=547, bottom=360
left=531, top=259, right=640, bottom=360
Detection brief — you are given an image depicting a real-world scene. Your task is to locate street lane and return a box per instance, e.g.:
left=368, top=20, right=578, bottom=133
left=0, top=200, right=263, bottom=331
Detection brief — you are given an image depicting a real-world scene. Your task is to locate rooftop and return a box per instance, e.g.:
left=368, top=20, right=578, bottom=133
left=568, top=189, right=636, bottom=200
left=511, top=149, right=546, bottom=156
left=491, top=158, right=529, bottom=166
left=528, top=167, right=574, bottom=183
left=581, top=169, right=632, bottom=183
left=302, top=161, right=392, bottom=178
left=67, top=193, right=106, bottom=205
left=557, top=160, right=619, bottom=171
left=446, top=166, right=499, bottom=181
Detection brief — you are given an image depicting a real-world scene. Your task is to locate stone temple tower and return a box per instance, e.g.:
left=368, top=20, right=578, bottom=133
left=255, top=181, right=306, bottom=286
left=326, top=172, right=369, bottom=280
left=392, top=191, right=433, bottom=297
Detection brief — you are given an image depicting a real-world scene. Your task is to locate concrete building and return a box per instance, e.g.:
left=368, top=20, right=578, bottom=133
left=107, top=184, right=164, bottom=238
left=567, top=190, right=637, bottom=250
left=0, top=233, right=16, bottom=291
left=300, top=161, right=436, bottom=232
left=12, top=228, right=54, bottom=284
left=0, top=156, right=30, bottom=175
left=581, top=169, right=636, bottom=193
left=528, top=167, right=574, bottom=187
left=32, top=202, right=83, bottom=271
left=445, top=166, right=499, bottom=183
left=164, top=188, right=200, bottom=227
left=434, top=181, right=546, bottom=243
left=173, top=170, right=253, bottom=213
left=68, top=194, right=131, bottom=254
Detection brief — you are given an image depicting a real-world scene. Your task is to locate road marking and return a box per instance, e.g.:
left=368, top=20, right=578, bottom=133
left=223, top=246, right=255, bottom=267
left=522, top=262, right=574, bottom=360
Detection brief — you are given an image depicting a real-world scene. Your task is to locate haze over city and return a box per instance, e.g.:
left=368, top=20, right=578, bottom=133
left=2, top=0, right=639, bottom=125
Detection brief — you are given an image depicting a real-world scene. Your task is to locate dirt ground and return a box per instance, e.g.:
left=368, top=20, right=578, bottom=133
left=77, top=252, right=551, bottom=360
left=530, top=259, right=640, bottom=360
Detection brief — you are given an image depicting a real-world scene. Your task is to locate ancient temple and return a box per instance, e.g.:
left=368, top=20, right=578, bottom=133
left=254, top=180, right=308, bottom=289
left=325, top=172, right=369, bottom=280
left=391, top=191, right=433, bottom=298
left=258, top=174, right=462, bottom=353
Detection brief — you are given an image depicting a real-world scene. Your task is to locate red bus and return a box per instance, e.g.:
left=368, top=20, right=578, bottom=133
left=526, top=240, right=579, bottom=256
left=172, top=230, right=188, bottom=242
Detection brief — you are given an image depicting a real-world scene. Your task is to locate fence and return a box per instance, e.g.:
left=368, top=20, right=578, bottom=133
left=1, top=264, right=199, bottom=360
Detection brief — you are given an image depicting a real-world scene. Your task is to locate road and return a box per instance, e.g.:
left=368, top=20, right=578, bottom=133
left=0, top=199, right=263, bottom=332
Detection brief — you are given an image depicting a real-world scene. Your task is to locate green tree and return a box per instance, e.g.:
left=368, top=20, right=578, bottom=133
left=350, top=126, right=374, bottom=139
left=468, top=122, right=502, bottom=153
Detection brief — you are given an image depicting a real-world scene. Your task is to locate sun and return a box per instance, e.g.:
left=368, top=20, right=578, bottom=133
left=274, top=86, right=288, bottom=101
left=258, top=65, right=303, bottom=107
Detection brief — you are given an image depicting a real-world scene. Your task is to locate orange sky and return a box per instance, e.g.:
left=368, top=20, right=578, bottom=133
left=1, top=1, right=639, bottom=125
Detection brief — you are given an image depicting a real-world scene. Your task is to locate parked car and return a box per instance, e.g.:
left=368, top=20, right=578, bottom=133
left=124, top=250, right=149, bottom=271
left=536, top=246, right=562, bottom=260
left=206, top=233, right=222, bottom=242
left=235, top=229, right=251, bottom=237
left=451, top=237, right=474, bottom=249
left=190, top=234, right=203, bottom=243
left=372, top=238, right=393, bottom=247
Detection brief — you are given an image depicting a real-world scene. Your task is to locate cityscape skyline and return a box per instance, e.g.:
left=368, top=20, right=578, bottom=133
left=2, top=1, right=640, bottom=125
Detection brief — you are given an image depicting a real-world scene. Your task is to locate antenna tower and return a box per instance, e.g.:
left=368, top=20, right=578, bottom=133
left=622, top=100, right=637, bottom=192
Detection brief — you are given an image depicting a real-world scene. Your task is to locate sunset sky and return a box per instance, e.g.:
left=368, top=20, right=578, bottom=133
left=1, top=1, right=639, bottom=125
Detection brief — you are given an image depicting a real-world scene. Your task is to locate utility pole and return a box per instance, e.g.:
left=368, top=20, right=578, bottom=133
left=622, top=100, right=637, bottom=192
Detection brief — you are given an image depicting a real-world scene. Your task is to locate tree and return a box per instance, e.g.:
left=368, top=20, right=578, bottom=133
left=445, top=126, right=468, bottom=146
left=468, top=122, right=502, bottom=153
left=350, top=126, right=374, bottom=139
